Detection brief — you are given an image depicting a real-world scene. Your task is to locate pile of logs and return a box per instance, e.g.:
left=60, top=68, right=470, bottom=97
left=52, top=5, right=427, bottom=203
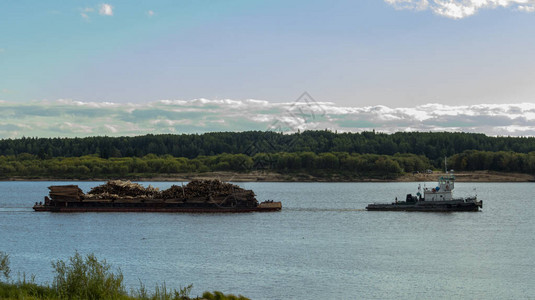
left=176, top=180, right=257, bottom=207
left=183, top=179, right=247, bottom=199
left=160, top=185, right=185, bottom=199
left=55, top=179, right=257, bottom=207
left=48, top=185, right=84, bottom=201
left=86, top=180, right=161, bottom=199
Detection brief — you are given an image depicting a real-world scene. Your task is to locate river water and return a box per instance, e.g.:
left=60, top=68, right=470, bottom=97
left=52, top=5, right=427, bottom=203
left=0, top=181, right=533, bottom=299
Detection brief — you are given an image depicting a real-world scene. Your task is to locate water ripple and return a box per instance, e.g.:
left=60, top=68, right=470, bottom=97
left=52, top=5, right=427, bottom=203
left=284, top=207, right=365, bottom=212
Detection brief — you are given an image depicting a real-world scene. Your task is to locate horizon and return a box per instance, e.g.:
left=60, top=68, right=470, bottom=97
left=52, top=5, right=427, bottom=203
left=2, top=128, right=535, bottom=141
left=1, top=97, right=535, bottom=138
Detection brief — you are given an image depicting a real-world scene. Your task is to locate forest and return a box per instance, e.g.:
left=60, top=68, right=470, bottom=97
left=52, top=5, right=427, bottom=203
left=0, top=152, right=429, bottom=179
left=1, top=131, right=535, bottom=161
left=0, top=131, right=534, bottom=179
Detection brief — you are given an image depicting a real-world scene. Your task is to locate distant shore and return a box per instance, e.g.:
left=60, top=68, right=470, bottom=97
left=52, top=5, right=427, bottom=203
left=395, top=170, right=534, bottom=182
left=2, top=170, right=534, bottom=182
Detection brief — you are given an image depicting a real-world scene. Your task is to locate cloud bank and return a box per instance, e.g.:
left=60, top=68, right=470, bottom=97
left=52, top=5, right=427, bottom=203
left=385, top=0, right=535, bottom=19
left=1, top=99, right=534, bottom=138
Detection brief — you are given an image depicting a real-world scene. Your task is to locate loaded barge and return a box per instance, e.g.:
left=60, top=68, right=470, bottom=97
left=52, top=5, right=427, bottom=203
left=33, top=179, right=281, bottom=213
left=366, top=173, right=482, bottom=212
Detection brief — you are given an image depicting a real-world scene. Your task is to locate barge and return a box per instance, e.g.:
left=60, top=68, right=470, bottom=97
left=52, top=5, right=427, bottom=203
left=33, top=180, right=281, bottom=213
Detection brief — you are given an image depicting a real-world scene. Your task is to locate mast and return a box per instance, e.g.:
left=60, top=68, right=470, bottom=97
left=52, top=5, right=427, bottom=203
left=444, top=156, right=447, bottom=174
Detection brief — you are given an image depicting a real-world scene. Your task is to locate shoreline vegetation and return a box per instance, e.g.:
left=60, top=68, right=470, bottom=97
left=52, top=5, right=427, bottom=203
left=1, top=170, right=534, bottom=182
left=0, top=251, right=249, bottom=300
left=1, top=131, right=535, bottom=182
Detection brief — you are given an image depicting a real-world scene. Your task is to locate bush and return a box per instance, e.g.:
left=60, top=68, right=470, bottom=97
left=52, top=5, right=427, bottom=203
left=0, top=251, right=249, bottom=300
left=134, top=281, right=193, bottom=300
left=201, top=291, right=250, bottom=300
left=52, top=252, right=126, bottom=299
left=0, top=251, right=10, bottom=280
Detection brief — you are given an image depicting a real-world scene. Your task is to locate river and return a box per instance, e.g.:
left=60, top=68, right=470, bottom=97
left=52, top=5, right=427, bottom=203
left=0, top=181, right=533, bottom=299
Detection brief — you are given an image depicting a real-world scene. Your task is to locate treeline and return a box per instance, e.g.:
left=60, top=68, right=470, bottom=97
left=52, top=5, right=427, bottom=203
left=450, top=150, right=535, bottom=173
left=0, top=152, right=431, bottom=179
left=2, top=131, right=535, bottom=163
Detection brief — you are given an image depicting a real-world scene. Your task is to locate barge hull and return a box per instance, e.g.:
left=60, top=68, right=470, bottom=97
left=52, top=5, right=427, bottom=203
left=33, top=206, right=281, bottom=213
left=33, top=200, right=282, bottom=213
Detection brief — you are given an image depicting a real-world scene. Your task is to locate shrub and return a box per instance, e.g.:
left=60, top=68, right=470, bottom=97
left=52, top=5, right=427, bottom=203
left=0, top=251, right=10, bottom=280
left=52, top=252, right=126, bottom=299
left=0, top=251, right=249, bottom=300
left=134, top=281, right=193, bottom=300
left=201, top=291, right=250, bottom=300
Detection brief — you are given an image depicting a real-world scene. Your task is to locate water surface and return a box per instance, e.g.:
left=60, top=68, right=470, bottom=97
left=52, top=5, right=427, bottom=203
left=0, top=181, right=533, bottom=299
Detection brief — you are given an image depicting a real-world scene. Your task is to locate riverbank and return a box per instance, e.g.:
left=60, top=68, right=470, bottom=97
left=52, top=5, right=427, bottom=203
left=143, top=170, right=535, bottom=182
left=396, top=170, right=535, bottom=182
left=1, top=170, right=534, bottom=182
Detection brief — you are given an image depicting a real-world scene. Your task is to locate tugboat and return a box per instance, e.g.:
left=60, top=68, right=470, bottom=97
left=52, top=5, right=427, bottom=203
left=366, top=171, right=482, bottom=212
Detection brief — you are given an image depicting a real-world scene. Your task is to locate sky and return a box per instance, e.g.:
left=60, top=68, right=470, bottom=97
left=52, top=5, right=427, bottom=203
left=1, top=0, right=535, bottom=138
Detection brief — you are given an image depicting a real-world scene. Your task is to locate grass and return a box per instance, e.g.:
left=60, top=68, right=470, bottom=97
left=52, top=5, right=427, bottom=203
left=0, top=251, right=249, bottom=300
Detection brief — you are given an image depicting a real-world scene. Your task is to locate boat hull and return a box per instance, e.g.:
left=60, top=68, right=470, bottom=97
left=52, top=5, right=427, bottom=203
left=366, top=200, right=482, bottom=212
left=33, top=205, right=281, bottom=213
left=33, top=202, right=281, bottom=213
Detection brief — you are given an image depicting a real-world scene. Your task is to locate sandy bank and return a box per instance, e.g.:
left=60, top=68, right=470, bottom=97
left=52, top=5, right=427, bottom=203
left=4, top=170, right=533, bottom=182
left=147, top=170, right=535, bottom=182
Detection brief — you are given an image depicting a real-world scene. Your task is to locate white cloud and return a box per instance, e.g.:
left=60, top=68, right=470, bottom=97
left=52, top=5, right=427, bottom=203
left=151, top=119, right=193, bottom=126
left=1, top=99, right=535, bottom=138
left=517, top=4, right=535, bottom=11
left=147, top=10, right=155, bottom=17
left=99, top=4, right=113, bottom=16
left=384, top=0, right=429, bottom=11
left=104, top=124, right=118, bottom=133
left=59, top=122, right=94, bottom=134
left=385, top=0, right=535, bottom=18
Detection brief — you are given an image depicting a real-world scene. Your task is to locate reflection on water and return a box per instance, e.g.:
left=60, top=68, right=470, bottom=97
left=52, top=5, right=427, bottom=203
left=284, top=208, right=366, bottom=212
left=0, top=208, right=33, bottom=212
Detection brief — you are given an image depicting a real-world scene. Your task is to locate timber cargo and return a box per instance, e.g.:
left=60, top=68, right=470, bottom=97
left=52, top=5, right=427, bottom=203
left=33, top=180, right=281, bottom=213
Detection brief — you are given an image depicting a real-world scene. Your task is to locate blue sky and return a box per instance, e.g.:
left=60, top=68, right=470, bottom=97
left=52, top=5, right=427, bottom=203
left=1, top=0, right=535, bottom=137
